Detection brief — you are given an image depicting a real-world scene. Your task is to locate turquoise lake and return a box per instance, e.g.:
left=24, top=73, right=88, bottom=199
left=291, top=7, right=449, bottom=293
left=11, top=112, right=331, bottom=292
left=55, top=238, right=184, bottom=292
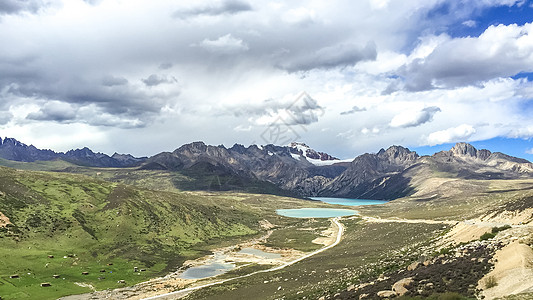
left=277, top=197, right=387, bottom=218
left=310, top=197, right=388, bottom=206
left=276, top=208, right=358, bottom=218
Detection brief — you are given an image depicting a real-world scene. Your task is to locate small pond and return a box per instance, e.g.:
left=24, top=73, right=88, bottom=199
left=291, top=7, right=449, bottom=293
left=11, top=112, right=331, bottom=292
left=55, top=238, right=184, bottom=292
left=310, top=197, right=388, bottom=206
left=180, top=262, right=235, bottom=279
left=276, top=208, right=358, bottom=218
left=238, top=248, right=281, bottom=259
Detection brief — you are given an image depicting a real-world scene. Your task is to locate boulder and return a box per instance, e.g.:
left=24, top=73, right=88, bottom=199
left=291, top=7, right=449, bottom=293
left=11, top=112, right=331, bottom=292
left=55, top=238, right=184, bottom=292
left=377, top=290, right=397, bottom=298
left=392, top=277, right=414, bottom=296
left=407, top=262, right=420, bottom=271
left=347, top=284, right=355, bottom=291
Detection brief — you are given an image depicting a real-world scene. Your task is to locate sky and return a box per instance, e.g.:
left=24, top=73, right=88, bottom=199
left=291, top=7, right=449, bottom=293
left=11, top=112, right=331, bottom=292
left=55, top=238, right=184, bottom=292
left=1, top=0, right=533, bottom=160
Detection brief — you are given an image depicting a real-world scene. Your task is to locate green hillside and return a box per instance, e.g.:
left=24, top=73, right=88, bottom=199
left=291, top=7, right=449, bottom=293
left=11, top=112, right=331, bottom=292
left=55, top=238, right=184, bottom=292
left=0, top=166, right=262, bottom=299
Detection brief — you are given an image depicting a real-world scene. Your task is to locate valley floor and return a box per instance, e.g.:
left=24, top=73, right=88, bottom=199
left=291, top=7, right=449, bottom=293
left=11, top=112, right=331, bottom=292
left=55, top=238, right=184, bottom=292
left=58, top=217, right=343, bottom=300
left=133, top=214, right=533, bottom=300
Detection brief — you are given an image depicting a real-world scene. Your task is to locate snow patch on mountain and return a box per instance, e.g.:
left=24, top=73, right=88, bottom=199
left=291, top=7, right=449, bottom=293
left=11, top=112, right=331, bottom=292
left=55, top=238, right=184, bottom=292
left=288, top=142, right=346, bottom=166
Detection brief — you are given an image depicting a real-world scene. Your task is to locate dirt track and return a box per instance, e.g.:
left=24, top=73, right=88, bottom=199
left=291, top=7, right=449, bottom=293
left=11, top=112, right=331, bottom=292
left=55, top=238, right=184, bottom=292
left=142, top=217, right=345, bottom=300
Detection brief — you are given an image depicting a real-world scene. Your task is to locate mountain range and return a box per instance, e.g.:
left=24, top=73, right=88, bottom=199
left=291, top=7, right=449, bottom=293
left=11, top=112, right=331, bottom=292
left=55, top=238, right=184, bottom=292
left=1, top=137, right=532, bottom=199
left=0, top=137, right=146, bottom=167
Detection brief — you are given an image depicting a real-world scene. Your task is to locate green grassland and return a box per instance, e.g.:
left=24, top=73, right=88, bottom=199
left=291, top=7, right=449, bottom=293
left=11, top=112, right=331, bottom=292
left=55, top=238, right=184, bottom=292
left=0, top=158, right=295, bottom=196
left=0, top=166, right=333, bottom=299
left=0, top=158, right=77, bottom=172
left=263, top=218, right=330, bottom=252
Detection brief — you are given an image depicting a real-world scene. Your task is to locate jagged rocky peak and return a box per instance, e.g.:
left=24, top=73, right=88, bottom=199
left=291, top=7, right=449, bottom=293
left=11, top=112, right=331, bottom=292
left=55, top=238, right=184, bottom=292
left=289, top=142, right=339, bottom=161
left=1, top=137, right=20, bottom=146
left=66, top=147, right=95, bottom=157
left=174, top=141, right=233, bottom=160
left=111, top=152, right=147, bottom=162
left=377, top=145, right=419, bottom=163
left=111, top=153, right=135, bottom=159
left=229, top=143, right=247, bottom=154
left=451, top=142, right=481, bottom=157
left=176, top=141, right=208, bottom=153
left=444, top=142, right=492, bottom=160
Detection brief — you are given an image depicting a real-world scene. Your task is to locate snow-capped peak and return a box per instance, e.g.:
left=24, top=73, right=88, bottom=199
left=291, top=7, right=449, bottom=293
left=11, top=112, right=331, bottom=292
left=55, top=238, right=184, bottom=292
left=288, top=142, right=341, bottom=166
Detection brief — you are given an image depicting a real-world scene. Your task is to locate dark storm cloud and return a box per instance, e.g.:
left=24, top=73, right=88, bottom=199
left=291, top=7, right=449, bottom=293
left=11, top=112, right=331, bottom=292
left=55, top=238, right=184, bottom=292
left=226, top=92, right=324, bottom=126
left=159, top=63, right=173, bottom=70
left=280, top=42, right=377, bottom=72
left=0, top=0, right=49, bottom=15
left=101, top=75, right=128, bottom=87
left=340, top=106, right=366, bottom=115
left=26, top=101, right=77, bottom=122
left=142, top=74, right=178, bottom=87
left=173, top=0, right=252, bottom=19
left=0, top=65, right=177, bottom=128
left=0, top=111, right=13, bottom=125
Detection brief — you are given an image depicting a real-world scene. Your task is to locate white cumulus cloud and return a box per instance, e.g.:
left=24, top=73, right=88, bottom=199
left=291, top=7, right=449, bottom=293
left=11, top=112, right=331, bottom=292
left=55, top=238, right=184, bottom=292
left=196, top=34, right=249, bottom=53
left=399, top=22, right=533, bottom=91
left=426, top=124, right=476, bottom=146
left=390, top=106, right=441, bottom=128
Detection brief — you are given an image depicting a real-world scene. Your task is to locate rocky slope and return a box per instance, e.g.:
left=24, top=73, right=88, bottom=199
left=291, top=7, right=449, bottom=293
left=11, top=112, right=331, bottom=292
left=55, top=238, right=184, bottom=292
left=318, top=145, right=419, bottom=199
left=141, top=142, right=348, bottom=195
left=431, top=142, right=533, bottom=179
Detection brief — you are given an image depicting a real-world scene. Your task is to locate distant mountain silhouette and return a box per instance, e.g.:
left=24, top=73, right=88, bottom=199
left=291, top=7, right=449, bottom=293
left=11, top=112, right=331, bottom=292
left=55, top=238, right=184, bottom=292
left=0, top=137, right=146, bottom=167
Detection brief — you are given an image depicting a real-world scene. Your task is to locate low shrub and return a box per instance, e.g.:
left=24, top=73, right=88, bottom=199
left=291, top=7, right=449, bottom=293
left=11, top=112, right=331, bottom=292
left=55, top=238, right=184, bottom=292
left=491, top=225, right=511, bottom=234
left=480, top=232, right=496, bottom=240
left=485, top=276, right=497, bottom=289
